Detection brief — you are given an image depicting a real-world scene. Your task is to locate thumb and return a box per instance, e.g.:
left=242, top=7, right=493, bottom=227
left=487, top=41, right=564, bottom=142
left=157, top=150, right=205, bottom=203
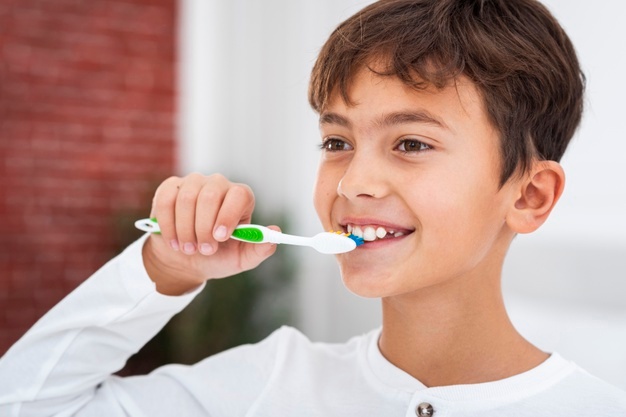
left=239, top=225, right=281, bottom=271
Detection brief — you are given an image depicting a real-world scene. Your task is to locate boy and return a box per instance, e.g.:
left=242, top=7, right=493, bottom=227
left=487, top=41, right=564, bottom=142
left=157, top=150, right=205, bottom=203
left=1, top=0, right=625, bottom=415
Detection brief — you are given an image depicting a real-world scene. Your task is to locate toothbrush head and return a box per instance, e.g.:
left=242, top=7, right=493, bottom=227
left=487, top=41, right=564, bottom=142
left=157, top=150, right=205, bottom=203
left=345, top=233, right=365, bottom=247
left=311, top=230, right=364, bottom=254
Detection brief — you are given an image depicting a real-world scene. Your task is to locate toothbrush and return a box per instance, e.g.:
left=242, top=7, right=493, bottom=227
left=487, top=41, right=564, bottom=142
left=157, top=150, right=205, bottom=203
left=134, top=218, right=364, bottom=254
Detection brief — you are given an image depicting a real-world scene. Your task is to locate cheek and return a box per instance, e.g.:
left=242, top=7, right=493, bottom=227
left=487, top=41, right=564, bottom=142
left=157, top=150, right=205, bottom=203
left=444, top=194, right=508, bottom=267
left=413, top=170, right=504, bottom=247
left=313, top=170, right=336, bottom=223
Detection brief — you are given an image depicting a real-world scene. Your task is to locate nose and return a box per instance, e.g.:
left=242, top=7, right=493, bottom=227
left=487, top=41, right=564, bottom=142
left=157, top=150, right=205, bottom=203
left=337, top=151, right=389, bottom=200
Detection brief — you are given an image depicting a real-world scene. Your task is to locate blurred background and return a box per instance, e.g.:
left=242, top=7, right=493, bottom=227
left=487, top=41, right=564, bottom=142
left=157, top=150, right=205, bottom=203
left=1, top=0, right=625, bottom=388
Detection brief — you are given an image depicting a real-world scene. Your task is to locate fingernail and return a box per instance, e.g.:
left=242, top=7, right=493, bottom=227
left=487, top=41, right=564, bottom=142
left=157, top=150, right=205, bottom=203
left=200, top=243, right=214, bottom=255
left=183, top=242, right=196, bottom=254
left=214, top=225, right=227, bottom=240
left=170, top=240, right=180, bottom=251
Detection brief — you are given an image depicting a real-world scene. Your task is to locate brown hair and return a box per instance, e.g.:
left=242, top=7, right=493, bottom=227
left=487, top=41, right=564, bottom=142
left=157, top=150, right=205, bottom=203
left=308, top=0, right=585, bottom=185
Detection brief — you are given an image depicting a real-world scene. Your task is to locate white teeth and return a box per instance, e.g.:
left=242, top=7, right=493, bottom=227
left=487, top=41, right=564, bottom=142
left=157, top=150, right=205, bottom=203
left=363, top=226, right=377, bottom=241
left=345, top=224, right=406, bottom=241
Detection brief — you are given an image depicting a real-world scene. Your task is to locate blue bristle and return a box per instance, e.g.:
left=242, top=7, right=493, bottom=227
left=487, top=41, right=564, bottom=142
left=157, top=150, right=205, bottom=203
left=347, top=234, right=365, bottom=246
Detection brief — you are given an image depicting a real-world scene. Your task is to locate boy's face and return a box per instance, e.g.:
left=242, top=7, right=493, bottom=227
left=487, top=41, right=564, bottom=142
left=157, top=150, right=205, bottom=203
left=313, top=67, right=520, bottom=298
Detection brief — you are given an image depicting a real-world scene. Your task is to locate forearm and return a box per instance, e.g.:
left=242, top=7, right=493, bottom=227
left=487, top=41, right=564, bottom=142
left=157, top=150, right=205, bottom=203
left=0, top=235, right=204, bottom=415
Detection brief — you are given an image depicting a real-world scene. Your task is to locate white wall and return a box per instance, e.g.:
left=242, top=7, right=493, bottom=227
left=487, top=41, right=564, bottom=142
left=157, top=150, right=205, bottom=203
left=176, top=0, right=381, bottom=341
left=501, top=0, right=626, bottom=389
left=177, top=0, right=626, bottom=388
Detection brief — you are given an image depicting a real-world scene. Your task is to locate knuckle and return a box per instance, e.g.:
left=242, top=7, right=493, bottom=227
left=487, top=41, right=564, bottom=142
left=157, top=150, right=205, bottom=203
left=177, top=189, right=197, bottom=206
left=208, top=173, right=227, bottom=184
left=186, top=172, right=203, bottom=182
left=198, top=187, right=221, bottom=205
left=161, top=176, right=181, bottom=188
left=228, top=184, right=255, bottom=210
left=209, top=172, right=226, bottom=181
left=231, top=183, right=252, bottom=198
left=153, top=177, right=180, bottom=201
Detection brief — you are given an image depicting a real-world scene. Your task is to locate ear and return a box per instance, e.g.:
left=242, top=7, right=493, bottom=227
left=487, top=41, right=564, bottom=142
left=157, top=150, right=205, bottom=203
left=506, top=161, right=565, bottom=234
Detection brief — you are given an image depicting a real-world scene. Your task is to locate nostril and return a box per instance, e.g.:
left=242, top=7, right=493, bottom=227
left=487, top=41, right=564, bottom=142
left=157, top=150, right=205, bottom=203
left=337, top=162, right=387, bottom=199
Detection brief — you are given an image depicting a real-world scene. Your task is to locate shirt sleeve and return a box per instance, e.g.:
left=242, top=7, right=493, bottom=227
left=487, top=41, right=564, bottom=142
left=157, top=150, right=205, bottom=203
left=0, top=234, right=209, bottom=416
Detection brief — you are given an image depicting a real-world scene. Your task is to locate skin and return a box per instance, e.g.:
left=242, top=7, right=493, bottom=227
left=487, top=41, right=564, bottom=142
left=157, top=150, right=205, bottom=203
left=315, top=71, right=513, bottom=299
left=315, top=67, right=564, bottom=386
left=143, top=173, right=279, bottom=295
left=143, top=65, right=565, bottom=387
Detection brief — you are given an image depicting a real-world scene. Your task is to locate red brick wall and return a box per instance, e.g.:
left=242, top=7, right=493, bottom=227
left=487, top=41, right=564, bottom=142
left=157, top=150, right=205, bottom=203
left=0, top=0, right=177, bottom=354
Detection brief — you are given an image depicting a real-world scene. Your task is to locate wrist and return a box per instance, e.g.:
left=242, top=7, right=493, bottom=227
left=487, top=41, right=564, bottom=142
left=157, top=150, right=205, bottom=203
left=142, top=237, right=205, bottom=296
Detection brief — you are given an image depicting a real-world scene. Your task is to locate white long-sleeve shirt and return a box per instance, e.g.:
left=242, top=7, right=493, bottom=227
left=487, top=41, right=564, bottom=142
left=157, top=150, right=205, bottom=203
left=1, top=236, right=626, bottom=417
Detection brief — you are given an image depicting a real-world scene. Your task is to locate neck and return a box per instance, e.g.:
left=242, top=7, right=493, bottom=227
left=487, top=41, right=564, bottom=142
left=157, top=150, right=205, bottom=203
left=379, top=271, right=547, bottom=387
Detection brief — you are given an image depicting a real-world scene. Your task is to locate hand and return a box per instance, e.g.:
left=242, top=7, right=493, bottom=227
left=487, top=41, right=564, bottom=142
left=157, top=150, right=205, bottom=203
left=142, top=173, right=278, bottom=295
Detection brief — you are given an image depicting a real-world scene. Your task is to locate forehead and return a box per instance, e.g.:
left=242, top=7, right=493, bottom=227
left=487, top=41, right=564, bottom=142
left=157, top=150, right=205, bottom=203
left=321, top=67, right=491, bottom=136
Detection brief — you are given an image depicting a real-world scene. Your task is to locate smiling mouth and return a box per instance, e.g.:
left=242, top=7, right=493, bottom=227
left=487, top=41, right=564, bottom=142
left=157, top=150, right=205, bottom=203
left=344, top=224, right=413, bottom=242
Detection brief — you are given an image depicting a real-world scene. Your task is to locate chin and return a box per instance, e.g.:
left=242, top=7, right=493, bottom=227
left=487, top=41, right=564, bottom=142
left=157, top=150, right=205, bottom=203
left=339, top=266, right=398, bottom=298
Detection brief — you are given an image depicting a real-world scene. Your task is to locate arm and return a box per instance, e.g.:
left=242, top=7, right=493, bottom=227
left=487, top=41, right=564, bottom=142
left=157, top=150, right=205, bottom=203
left=0, top=235, right=204, bottom=416
left=0, top=173, right=279, bottom=416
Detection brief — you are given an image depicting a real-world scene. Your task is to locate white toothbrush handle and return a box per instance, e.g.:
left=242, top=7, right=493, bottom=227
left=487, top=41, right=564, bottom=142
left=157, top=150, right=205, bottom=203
left=134, top=219, right=310, bottom=246
left=265, top=230, right=312, bottom=247
left=135, top=218, right=161, bottom=233
left=231, top=225, right=312, bottom=247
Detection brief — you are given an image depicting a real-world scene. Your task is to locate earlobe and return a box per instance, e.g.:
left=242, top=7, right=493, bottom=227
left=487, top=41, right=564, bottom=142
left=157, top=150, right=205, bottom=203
left=507, top=161, right=565, bottom=234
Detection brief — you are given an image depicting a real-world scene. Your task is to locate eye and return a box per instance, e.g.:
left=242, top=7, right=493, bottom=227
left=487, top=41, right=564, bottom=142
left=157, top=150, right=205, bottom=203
left=319, top=138, right=353, bottom=152
left=396, top=138, right=432, bottom=153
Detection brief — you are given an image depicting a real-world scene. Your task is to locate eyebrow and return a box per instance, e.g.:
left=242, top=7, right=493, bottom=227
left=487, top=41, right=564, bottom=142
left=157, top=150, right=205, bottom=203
left=319, top=110, right=448, bottom=130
